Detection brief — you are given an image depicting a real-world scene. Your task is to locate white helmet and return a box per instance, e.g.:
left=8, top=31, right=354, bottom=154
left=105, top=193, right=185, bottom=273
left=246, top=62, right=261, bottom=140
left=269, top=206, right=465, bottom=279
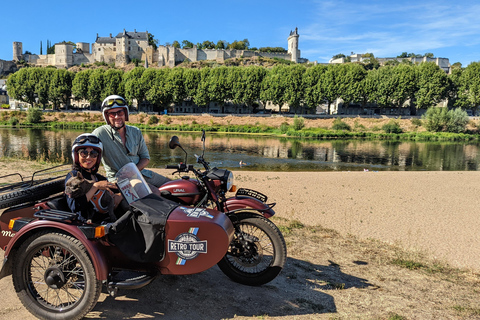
left=71, top=133, right=103, bottom=170
left=101, top=95, right=130, bottom=126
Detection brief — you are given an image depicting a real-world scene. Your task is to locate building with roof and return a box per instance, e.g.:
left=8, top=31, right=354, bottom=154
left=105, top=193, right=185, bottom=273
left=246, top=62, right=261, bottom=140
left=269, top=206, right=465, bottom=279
left=12, top=28, right=306, bottom=69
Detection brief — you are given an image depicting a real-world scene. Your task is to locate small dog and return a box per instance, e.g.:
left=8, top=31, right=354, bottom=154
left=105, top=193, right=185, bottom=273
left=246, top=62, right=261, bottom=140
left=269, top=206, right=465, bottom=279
left=65, top=172, right=116, bottom=223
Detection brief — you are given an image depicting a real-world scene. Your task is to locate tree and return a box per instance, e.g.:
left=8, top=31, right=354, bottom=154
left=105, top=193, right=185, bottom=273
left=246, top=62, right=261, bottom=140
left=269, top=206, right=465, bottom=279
left=72, top=69, right=93, bottom=105
left=165, top=67, right=186, bottom=104
left=103, top=69, right=124, bottom=98
left=145, top=68, right=170, bottom=109
left=208, top=66, right=232, bottom=109
left=242, top=66, right=266, bottom=108
left=215, top=40, right=227, bottom=50
left=182, top=40, right=194, bottom=49
left=172, top=41, right=181, bottom=48
left=303, top=65, right=328, bottom=110
left=36, top=68, right=54, bottom=109
left=7, top=68, right=40, bottom=107
left=424, top=53, right=434, bottom=58
left=148, top=33, right=158, bottom=50
left=194, top=68, right=211, bottom=107
left=283, top=65, right=306, bottom=112
left=183, top=68, right=201, bottom=100
left=332, top=54, right=346, bottom=59
left=87, top=68, right=105, bottom=106
left=123, top=67, right=145, bottom=110
left=414, top=62, right=449, bottom=110
left=260, top=65, right=288, bottom=112
left=338, top=63, right=367, bottom=110
left=455, top=62, right=480, bottom=109
left=49, top=69, right=73, bottom=110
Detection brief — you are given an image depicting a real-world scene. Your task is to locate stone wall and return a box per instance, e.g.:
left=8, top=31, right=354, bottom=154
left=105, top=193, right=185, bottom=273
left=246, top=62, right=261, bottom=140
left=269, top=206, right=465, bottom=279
left=0, top=59, right=18, bottom=77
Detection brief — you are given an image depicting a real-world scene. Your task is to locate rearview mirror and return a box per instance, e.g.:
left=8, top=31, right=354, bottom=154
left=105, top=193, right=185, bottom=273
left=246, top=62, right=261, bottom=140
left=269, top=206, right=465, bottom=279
left=169, top=136, right=180, bottom=149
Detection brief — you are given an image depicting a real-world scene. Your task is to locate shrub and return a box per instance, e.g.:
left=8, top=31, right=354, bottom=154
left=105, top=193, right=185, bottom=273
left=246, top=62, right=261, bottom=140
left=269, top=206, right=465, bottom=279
left=382, top=120, right=403, bottom=133
left=26, top=107, right=43, bottom=123
left=411, top=118, right=422, bottom=127
left=1, top=104, right=9, bottom=109
left=293, top=115, right=305, bottom=131
left=280, top=121, right=289, bottom=133
left=353, top=119, right=366, bottom=131
left=423, top=107, right=469, bottom=133
left=147, top=115, right=159, bottom=125
left=331, top=117, right=351, bottom=131
left=446, top=108, right=469, bottom=133
left=8, top=116, right=19, bottom=125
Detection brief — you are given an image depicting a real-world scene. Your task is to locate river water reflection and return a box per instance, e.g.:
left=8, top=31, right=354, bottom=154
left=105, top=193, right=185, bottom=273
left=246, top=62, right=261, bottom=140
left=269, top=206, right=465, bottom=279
left=1, top=128, right=479, bottom=171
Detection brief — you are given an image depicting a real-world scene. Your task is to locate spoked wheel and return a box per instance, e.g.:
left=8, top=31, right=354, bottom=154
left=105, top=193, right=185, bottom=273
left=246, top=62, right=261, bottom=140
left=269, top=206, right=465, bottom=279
left=217, top=212, right=287, bottom=286
left=12, top=232, right=101, bottom=320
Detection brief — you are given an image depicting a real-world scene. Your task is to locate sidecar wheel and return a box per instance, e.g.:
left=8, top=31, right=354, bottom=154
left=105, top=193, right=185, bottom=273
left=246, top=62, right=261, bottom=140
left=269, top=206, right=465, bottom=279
left=12, top=231, right=101, bottom=320
left=218, top=212, right=287, bottom=286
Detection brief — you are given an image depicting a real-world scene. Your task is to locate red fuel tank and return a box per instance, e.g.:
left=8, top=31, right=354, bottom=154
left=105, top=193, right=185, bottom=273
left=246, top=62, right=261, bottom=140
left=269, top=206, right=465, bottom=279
left=159, top=177, right=204, bottom=205
left=158, top=206, right=234, bottom=275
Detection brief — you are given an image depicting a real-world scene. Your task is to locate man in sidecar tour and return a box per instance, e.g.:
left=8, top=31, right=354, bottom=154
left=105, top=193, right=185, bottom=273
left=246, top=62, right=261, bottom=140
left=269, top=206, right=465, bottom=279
left=65, top=133, right=128, bottom=224
left=92, top=95, right=170, bottom=195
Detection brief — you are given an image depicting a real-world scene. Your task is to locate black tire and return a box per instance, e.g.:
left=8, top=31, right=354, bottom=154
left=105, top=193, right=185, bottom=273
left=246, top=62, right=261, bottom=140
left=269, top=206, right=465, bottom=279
left=217, top=212, right=287, bottom=286
left=12, top=231, right=102, bottom=320
left=0, top=178, right=64, bottom=209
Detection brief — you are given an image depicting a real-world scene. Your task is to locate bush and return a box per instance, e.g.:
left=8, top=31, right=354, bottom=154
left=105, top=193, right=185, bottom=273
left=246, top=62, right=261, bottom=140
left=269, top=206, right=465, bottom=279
left=1, top=104, right=9, bottom=109
left=411, top=118, right=422, bottom=127
left=147, top=115, right=159, bottom=125
left=382, top=120, right=403, bottom=133
left=423, top=107, right=469, bottom=133
left=26, top=107, right=43, bottom=123
left=447, top=108, right=469, bottom=133
left=293, top=115, right=305, bottom=131
left=280, top=121, right=289, bottom=133
left=331, top=117, right=351, bottom=131
left=8, top=116, right=19, bottom=126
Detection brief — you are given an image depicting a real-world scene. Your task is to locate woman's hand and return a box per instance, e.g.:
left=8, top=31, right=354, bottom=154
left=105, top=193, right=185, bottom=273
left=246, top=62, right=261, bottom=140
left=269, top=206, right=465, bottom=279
left=93, top=181, right=116, bottom=192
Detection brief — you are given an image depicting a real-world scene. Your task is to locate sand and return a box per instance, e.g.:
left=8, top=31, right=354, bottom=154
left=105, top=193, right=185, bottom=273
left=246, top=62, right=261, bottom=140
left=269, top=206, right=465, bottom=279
left=156, top=169, right=480, bottom=271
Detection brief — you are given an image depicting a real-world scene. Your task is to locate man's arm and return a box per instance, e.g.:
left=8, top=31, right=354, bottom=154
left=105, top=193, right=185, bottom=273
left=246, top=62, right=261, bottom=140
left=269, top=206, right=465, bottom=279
left=136, top=158, right=150, bottom=171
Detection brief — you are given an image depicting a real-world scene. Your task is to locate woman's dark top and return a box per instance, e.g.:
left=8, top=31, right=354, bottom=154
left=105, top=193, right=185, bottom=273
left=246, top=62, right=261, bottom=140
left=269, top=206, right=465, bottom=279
left=65, top=168, right=108, bottom=222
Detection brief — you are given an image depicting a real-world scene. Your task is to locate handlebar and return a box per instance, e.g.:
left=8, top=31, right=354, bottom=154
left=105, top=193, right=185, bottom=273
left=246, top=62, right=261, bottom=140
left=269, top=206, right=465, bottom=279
left=165, top=163, right=194, bottom=172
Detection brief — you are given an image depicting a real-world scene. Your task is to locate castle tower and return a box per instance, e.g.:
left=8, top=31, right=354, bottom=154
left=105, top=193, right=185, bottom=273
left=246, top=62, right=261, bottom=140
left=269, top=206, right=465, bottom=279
left=287, top=27, right=300, bottom=63
left=13, top=42, right=23, bottom=61
left=55, top=43, right=74, bottom=68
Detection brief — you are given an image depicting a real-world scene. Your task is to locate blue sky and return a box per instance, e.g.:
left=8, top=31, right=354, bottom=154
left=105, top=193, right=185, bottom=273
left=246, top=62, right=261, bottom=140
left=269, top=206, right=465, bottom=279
left=1, top=0, right=479, bottom=67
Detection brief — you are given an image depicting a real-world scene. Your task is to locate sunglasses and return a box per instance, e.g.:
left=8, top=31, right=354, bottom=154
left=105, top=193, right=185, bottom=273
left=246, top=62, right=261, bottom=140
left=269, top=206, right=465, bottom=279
left=103, top=98, right=127, bottom=107
left=107, top=109, right=125, bottom=118
left=78, top=149, right=99, bottom=159
left=74, top=135, right=100, bottom=145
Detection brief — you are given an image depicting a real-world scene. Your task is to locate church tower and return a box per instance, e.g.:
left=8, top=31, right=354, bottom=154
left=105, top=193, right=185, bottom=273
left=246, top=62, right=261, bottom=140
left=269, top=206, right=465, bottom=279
left=287, top=28, right=300, bottom=63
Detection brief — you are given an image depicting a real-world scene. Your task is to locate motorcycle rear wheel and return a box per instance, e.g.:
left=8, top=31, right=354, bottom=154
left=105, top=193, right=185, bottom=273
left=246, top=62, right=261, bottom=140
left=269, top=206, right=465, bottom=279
left=218, top=212, right=287, bottom=286
left=12, top=231, right=101, bottom=320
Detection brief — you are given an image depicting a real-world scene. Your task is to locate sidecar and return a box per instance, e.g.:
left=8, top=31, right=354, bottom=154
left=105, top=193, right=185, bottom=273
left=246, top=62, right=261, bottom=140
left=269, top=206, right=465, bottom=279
left=0, top=165, right=234, bottom=320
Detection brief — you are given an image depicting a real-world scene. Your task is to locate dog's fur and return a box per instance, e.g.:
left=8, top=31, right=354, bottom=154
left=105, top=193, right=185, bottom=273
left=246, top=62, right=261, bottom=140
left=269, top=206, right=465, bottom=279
left=66, top=171, right=116, bottom=223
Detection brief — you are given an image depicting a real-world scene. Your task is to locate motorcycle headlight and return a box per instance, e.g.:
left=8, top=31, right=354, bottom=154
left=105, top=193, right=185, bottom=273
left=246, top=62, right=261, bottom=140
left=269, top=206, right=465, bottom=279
left=207, top=168, right=234, bottom=191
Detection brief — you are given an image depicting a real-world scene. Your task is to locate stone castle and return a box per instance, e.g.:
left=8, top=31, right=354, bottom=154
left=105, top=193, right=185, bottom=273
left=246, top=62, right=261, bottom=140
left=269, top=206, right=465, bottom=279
left=12, top=28, right=307, bottom=69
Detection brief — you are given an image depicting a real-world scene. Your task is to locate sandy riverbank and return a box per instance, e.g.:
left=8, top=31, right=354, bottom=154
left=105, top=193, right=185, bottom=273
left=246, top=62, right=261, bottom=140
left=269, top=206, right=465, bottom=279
left=152, top=169, right=480, bottom=271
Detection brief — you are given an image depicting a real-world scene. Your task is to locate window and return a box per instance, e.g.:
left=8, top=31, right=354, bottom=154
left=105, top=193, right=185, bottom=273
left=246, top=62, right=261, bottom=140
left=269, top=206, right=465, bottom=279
left=138, top=47, right=140, bottom=51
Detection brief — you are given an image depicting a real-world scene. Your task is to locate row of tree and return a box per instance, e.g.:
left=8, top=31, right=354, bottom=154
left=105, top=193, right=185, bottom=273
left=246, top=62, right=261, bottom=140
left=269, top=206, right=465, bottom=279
left=5, top=62, right=480, bottom=114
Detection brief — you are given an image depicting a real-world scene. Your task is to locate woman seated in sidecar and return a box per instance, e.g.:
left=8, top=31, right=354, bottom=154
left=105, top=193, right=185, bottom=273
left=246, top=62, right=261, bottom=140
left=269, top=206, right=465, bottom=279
left=65, top=133, right=127, bottom=224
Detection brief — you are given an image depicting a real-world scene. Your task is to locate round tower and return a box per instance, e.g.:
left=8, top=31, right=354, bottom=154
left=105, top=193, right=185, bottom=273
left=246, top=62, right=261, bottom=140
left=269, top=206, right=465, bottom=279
left=287, top=28, right=299, bottom=63
left=13, top=42, right=23, bottom=61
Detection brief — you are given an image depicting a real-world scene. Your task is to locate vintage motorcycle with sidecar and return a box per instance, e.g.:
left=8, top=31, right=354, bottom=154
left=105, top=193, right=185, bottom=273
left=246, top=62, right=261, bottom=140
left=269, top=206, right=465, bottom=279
left=0, top=131, right=286, bottom=320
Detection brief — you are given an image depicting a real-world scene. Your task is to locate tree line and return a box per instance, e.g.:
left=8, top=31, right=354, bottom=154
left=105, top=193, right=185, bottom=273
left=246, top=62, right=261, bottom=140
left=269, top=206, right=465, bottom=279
left=5, top=62, right=480, bottom=114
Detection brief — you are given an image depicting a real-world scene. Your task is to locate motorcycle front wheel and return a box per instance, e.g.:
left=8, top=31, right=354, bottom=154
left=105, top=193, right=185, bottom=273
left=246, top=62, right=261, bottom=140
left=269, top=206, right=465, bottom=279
left=12, top=231, right=102, bottom=320
left=218, top=212, right=287, bottom=286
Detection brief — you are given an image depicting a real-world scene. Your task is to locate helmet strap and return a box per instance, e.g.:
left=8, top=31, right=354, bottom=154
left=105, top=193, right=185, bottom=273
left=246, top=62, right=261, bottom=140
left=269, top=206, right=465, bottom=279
left=110, top=123, right=125, bottom=131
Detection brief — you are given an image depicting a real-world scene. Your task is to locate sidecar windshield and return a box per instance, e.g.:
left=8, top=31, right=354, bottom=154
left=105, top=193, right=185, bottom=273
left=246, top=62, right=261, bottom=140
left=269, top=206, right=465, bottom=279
left=115, top=163, right=152, bottom=204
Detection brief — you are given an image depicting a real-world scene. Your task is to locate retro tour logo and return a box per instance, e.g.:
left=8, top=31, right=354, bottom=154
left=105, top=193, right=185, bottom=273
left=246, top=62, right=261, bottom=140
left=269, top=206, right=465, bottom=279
left=168, top=227, right=207, bottom=265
